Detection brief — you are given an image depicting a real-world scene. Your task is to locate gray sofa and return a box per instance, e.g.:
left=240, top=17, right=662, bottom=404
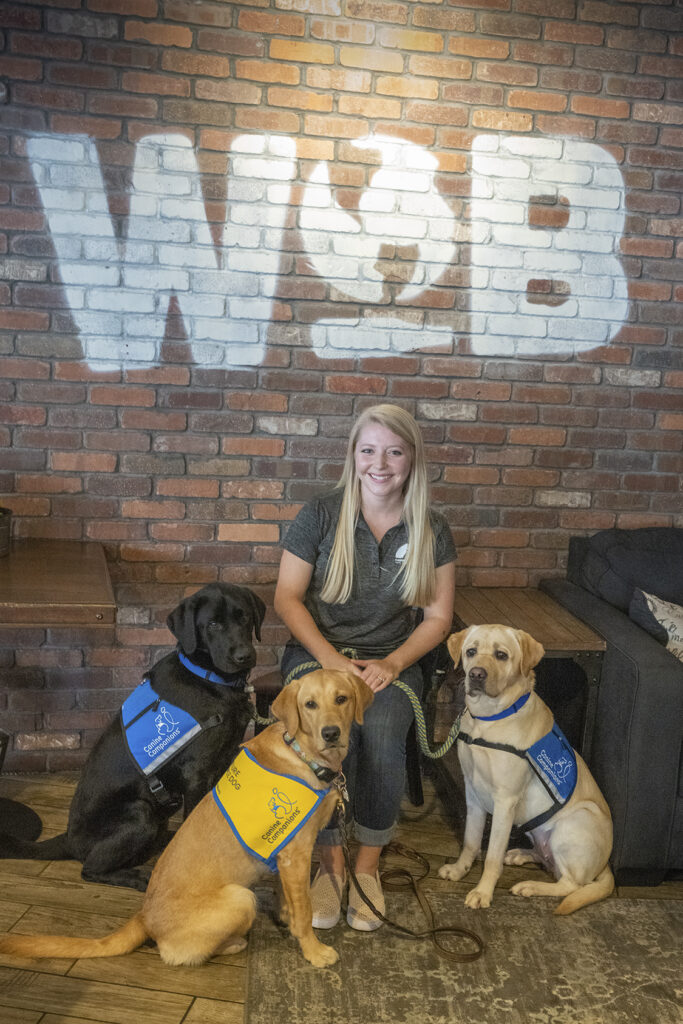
left=540, top=527, right=683, bottom=886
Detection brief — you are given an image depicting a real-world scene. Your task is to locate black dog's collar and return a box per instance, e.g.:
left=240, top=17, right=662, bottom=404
left=177, top=648, right=249, bottom=690
left=282, top=731, right=340, bottom=786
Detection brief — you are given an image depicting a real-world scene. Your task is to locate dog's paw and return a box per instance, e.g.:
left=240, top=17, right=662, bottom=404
left=511, top=880, right=540, bottom=899
left=218, top=937, right=248, bottom=955
left=438, top=861, right=469, bottom=882
left=305, top=941, right=339, bottom=968
left=504, top=849, right=536, bottom=867
left=464, top=887, right=492, bottom=910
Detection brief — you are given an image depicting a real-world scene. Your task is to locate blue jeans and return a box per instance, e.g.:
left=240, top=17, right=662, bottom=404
left=280, top=642, right=424, bottom=848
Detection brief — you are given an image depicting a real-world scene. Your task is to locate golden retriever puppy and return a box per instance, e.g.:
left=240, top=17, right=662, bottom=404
left=0, top=670, right=372, bottom=968
left=438, top=625, right=614, bottom=915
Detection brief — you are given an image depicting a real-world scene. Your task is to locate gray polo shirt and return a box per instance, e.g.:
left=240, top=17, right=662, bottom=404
left=282, top=491, right=457, bottom=658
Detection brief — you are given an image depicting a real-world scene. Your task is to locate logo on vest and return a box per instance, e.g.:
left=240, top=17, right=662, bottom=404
left=263, top=787, right=301, bottom=846
left=143, top=706, right=181, bottom=759
left=537, top=750, right=572, bottom=788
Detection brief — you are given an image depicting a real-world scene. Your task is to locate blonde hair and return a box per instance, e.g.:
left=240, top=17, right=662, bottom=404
left=320, top=404, right=436, bottom=608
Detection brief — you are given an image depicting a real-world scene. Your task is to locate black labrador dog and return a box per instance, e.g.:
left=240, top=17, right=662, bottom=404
left=0, top=582, right=265, bottom=890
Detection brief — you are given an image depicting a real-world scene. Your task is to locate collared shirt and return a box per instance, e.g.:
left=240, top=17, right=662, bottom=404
left=282, top=491, right=457, bottom=658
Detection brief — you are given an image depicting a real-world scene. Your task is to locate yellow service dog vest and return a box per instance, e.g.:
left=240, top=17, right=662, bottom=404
left=212, top=748, right=329, bottom=872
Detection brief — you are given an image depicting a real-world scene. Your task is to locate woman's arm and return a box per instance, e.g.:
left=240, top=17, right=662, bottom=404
left=274, top=550, right=363, bottom=676
left=354, top=559, right=456, bottom=692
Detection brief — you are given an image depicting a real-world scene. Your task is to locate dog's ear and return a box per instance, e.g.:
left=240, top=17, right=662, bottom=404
left=347, top=673, right=373, bottom=725
left=271, top=678, right=301, bottom=736
left=446, top=629, right=469, bottom=668
left=517, top=630, right=545, bottom=676
left=217, top=583, right=266, bottom=641
left=166, top=590, right=202, bottom=654
left=246, top=589, right=266, bottom=642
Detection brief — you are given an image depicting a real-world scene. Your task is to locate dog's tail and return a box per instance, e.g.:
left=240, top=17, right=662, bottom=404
left=554, top=865, right=615, bottom=915
left=0, top=831, right=71, bottom=861
left=0, top=913, right=148, bottom=960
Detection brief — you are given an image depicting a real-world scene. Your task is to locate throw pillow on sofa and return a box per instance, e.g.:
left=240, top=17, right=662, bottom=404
left=629, top=589, right=683, bottom=664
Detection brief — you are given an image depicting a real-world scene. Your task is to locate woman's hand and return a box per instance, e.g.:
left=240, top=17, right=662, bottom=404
left=353, top=658, right=400, bottom=693
left=321, top=651, right=364, bottom=678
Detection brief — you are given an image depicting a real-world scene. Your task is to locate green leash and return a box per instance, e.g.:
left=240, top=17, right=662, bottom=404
left=277, top=653, right=463, bottom=761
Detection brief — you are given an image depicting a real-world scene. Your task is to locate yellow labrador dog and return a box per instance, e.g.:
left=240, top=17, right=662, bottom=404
left=438, top=625, right=614, bottom=915
left=0, top=670, right=372, bottom=968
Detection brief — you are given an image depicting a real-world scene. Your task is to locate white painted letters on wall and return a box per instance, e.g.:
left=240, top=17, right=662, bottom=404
left=27, top=132, right=296, bottom=370
left=469, top=135, right=628, bottom=356
left=26, top=131, right=628, bottom=369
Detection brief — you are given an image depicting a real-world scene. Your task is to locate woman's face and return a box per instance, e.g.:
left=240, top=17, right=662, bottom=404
left=354, top=421, right=412, bottom=507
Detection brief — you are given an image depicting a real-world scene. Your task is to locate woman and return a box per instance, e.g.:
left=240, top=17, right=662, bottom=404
left=274, top=404, right=456, bottom=931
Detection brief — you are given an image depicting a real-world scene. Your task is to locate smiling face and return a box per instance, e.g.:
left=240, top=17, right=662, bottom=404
left=353, top=421, right=412, bottom=509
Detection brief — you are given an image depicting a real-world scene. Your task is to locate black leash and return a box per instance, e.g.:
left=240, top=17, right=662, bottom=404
left=336, top=807, right=484, bottom=964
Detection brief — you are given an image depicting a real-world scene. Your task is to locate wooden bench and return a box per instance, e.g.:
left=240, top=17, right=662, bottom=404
left=0, top=539, right=116, bottom=627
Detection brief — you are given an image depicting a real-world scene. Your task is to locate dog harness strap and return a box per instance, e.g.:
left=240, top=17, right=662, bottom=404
left=212, top=748, right=329, bottom=872
left=457, top=732, right=527, bottom=759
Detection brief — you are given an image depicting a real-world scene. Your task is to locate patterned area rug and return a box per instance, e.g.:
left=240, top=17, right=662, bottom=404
left=245, top=889, right=681, bottom=1024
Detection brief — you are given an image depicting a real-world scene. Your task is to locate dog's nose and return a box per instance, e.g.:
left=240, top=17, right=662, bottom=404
left=468, top=666, right=487, bottom=685
left=231, top=645, right=255, bottom=666
left=321, top=725, right=341, bottom=744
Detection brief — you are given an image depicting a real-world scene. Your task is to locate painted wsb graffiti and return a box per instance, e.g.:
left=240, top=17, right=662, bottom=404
left=27, top=131, right=629, bottom=371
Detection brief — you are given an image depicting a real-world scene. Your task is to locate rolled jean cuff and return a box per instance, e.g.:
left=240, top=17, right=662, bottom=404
left=317, top=820, right=397, bottom=848
left=354, top=820, right=396, bottom=848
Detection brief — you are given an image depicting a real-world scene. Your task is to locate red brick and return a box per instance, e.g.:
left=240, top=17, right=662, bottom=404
left=88, top=42, right=156, bottom=68
left=509, top=90, right=567, bottom=112
left=91, top=386, right=156, bottom=407
left=270, top=39, right=334, bottom=64
left=509, top=427, right=567, bottom=446
left=124, top=21, right=192, bottom=47
left=448, top=37, right=508, bottom=59
left=0, top=56, right=43, bottom=81
left=325, top=375, right=387, bottom=396
left=0, top=5, right=42, bottom=30
left=513, top=41, right=573, bottom=66
left=310, top=19, right=375, bottom=45
left=546, top=22, right=604, bottom=45
left=12, top=32, right=83, bottom=60
left=89, top=0, right=158, bottom=13
left=197, top=29, right=264, bottom=56
left=237, top=58, right=300, bottom=85
left=473, top=109, right=533, bottom=132
left=0, top=309, right=48, bottom=329
left=238, top=11, right=305, bottom=35
left=122, top=72, right=190, bottom=96
left=572, top=95, right=630, bottom=118
left=50, top=113, right=122, bottom=139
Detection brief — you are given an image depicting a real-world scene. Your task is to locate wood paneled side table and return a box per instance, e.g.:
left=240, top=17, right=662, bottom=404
left=452, top=587, right=606, bottom=764
left=0, top=539, right=116, bottom=627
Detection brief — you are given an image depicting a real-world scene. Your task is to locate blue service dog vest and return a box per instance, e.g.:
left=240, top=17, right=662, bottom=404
left=212, top=748, right=329, bottom=872
left=121, top=677, right=202, bottom=777
left=525, top=723, right=578, bottom=807
left=458, top=721, right=578, bottom=833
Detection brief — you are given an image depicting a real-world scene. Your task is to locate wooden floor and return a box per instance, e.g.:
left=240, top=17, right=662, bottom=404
left=0, top=766, right=680, bottom=1024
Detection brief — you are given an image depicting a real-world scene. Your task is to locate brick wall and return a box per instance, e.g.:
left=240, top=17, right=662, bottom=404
left=0, top=0, right=681, bottom=769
